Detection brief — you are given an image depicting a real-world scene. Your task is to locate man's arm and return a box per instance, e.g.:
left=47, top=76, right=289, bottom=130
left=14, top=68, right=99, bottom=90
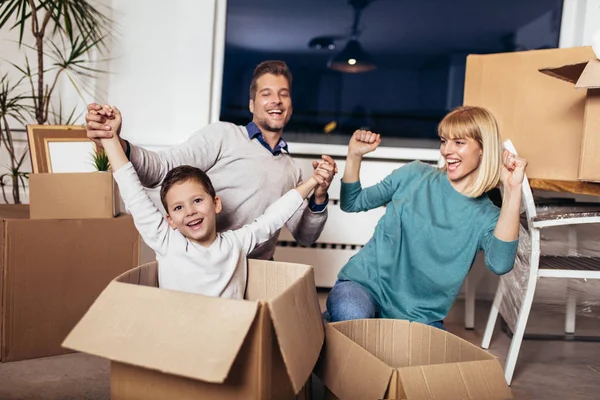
left=284, top=156, right=337, bottom=246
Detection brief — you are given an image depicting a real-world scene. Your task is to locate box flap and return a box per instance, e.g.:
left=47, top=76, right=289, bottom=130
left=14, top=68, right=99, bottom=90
left=408, top=322, right=494, bottom=366
left=540, top=59, right=600, bottom=89
left=315, top=323, right=393, bottom=400
left=539, top=61, right=589, bottom=85
left=115, top=261, right=159, bottom=287
left=250, top=260, right=324, bottom=393
left=397, top=359, right=513, bottom=399
left=575, top=58, right=600, bottom=89
left=331, top=319, right=412, bottom=368
left=62, top=281, right=259, bottom=383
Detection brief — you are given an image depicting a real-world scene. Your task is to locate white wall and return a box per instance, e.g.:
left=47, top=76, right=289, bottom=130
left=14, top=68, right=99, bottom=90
left=0, top=0, right=226, bottom=204
left=559, top=0, right=600, bottom=48
left=103, top=0, right=225, bottom=146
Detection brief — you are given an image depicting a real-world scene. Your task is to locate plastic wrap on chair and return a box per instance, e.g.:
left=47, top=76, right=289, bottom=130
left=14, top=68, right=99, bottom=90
left=497, top=204, right=600, bottom=333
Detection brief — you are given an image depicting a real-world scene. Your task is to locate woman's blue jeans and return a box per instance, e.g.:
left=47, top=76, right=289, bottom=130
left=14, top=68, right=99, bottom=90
left=323, top=280, right=446, bottom=331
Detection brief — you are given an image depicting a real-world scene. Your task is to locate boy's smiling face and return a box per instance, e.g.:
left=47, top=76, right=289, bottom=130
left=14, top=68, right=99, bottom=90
left=165, top=179, right=221, bottom=247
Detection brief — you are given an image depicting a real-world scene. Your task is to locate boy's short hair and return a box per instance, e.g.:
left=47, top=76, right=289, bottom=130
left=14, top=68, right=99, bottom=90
left=160, top=165, right=216, bottom=212
left=249, top=60, right=292, bottom=100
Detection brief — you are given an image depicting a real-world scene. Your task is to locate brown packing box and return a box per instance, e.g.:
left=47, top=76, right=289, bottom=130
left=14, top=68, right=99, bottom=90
left=26, top=124, right=120, bottom=219
left=316, top=319, right=513, bottom=400
left=539, top=58, right=600, bottom=182
left=0, top=205, right=140, bottom=362
left=62, top=260, right=324, bottom=400
left=464, top=46, right=600, bottom=183
left=29, top=172, right=121, bottom=219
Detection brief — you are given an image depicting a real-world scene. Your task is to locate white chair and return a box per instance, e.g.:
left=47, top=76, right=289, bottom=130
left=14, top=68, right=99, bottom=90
left=481, top=140, right=600, bottom=385
left=464, top=255, right=485, bottom=330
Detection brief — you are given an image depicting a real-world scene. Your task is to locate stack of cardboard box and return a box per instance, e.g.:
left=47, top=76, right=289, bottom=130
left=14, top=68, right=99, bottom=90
left=0, top=126, right=140, bottom=362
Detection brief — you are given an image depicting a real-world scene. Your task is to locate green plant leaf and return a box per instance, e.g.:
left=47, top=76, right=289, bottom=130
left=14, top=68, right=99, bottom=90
left=91, top=148, right=110, bottom=171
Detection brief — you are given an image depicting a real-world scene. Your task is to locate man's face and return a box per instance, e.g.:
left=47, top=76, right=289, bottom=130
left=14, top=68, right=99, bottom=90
left=249, top=73, right=292, bottom=133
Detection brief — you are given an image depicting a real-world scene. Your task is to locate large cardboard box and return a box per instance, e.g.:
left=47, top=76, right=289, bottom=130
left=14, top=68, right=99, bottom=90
left=316, top=319, right=513, bottom=400
left=29, top=172, right=120, bottom=219
left=539, top=58, right=600, bottom=182
left=464, top=46, right=600, bottom=184
left=0, top=205, right=140, bottom=362
left=63, top=260, right=324, bottom=400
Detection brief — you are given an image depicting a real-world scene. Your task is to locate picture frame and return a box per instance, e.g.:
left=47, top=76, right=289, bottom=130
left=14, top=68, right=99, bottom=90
left=26, top=125, right=98, bottom=173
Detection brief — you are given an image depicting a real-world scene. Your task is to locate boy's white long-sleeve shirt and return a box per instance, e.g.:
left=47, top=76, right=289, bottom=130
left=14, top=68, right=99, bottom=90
left=113, top=162, right=304, bottom=299
left=128, top=122, right=328, bottom=260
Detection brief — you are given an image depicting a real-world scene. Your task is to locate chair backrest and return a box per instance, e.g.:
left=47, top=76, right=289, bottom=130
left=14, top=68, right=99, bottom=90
left=496, top=140, right=541, bottom=332
left=503, top=140, right=537, bottom=225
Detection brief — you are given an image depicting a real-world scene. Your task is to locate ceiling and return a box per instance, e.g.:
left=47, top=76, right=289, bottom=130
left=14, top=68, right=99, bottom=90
left=225, top=0, right=563, bottom=57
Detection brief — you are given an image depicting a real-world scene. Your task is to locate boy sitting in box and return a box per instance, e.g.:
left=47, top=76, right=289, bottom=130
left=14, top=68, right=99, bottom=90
left=99, top=106, right=332, bottom=299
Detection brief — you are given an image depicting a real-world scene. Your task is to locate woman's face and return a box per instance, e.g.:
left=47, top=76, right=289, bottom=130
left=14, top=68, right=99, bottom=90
left=440, top=136, right=483, bottom=190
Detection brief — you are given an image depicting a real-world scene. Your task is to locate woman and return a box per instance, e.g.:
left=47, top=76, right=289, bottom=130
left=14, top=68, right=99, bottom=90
left=325, top=106, right=527, bottom=330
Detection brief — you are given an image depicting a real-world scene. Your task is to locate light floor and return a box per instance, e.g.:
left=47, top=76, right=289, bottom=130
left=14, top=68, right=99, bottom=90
left=1, top=297, right=599, bottom=400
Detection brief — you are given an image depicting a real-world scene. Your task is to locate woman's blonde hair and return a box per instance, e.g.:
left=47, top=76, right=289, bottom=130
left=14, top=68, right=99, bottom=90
left=438, top=106, right=502, bottom=198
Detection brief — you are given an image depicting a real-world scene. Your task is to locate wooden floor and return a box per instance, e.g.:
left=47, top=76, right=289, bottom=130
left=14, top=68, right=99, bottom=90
left=1, top=298, right=599, bottom=400
left=443, top=299, right=600, bottom=400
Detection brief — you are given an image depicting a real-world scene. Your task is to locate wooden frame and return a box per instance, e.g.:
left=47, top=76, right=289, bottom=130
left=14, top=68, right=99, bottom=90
left=26, top=125, right=96, bottom=173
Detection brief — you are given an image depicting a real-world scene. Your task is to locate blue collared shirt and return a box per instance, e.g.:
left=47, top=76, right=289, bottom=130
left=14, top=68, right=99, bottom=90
left=246, top=122, right=328, bottom=212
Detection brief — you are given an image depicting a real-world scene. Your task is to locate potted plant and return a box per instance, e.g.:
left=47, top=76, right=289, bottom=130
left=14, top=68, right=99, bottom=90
left=0, top=1, right=112, bottom=203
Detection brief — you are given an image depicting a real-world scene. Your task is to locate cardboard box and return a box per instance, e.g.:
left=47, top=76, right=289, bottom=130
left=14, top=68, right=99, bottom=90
left=29, top=172, right=121, bottom=219
left=0, top=205, right=140, bottom=362
left=26, top=124, right=120, bottom=219
left=464, top=46, right=598, bottom=182
left=539, top=58, right=600, bottom=182
left=63, top=260, right=324, bottom=400
left=316, top=319, right=513, bottom=400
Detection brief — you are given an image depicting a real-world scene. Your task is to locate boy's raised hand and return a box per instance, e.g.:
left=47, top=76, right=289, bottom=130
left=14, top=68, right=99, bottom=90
left=92, top=105, right=122, bottom=141
left=348, top=129, right=381, bottom=157
left=86, top=103, right=122, bottom=146
left=96, top=106, right=128, bottom=171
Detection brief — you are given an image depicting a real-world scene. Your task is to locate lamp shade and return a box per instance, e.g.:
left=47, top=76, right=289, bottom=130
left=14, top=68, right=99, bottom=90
left=328, top=39, right=376, bottom=73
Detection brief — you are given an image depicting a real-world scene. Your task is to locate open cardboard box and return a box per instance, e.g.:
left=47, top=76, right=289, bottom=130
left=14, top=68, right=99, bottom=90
left=63, top=260, right=324, bottom=400
left=539, top=58, right=600, bottom=182
left=464, top=46, right=600, bottom=186
left=316, top=319, right=513, bottom=400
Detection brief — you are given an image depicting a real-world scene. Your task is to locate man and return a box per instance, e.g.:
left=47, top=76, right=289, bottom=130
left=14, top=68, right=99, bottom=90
left=86, top=60, right=337, bottom=260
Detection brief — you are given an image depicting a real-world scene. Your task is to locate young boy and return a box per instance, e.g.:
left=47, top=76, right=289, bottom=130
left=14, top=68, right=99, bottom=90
left=100, top=107, right=331, bottom=299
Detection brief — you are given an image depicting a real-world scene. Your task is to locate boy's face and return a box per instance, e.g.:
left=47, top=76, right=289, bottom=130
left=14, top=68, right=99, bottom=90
left=165, top=180, right=221, bottom=247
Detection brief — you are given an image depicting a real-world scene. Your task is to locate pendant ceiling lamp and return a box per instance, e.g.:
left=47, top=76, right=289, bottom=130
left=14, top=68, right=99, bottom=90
left=327, top=0, right=376, bottom=73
